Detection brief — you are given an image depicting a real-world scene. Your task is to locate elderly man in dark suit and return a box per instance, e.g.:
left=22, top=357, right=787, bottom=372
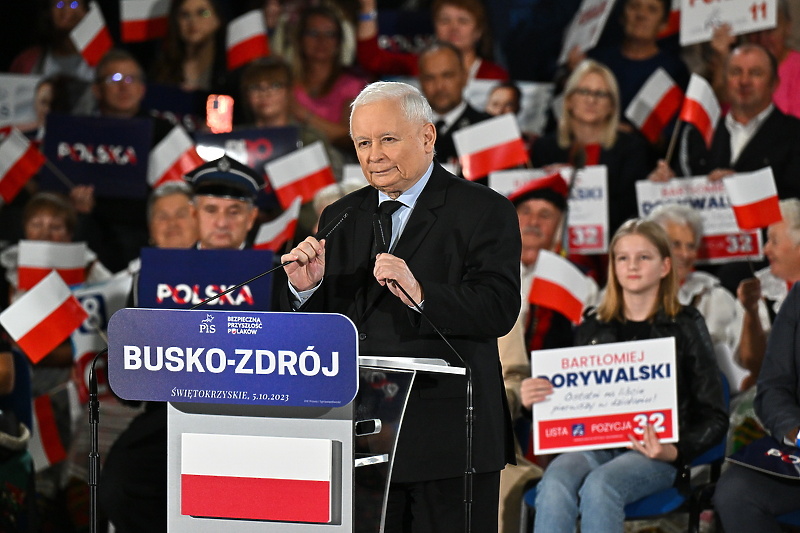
left=281, top=81, right=520, bottom=532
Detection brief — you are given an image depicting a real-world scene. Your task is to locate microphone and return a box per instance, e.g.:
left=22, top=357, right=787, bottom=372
left=372, top=213, right=388, bottom=255
left=189, top=206, right=353, bottom=310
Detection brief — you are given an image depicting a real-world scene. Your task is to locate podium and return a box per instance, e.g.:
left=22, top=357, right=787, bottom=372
left=107, top=309, right=465, bottom=532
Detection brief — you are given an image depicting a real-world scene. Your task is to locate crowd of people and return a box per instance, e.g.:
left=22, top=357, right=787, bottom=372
left=2, top=0, right=800, bottom=532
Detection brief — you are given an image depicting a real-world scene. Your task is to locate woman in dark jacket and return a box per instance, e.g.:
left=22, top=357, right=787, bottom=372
left=521, top=219, right=728, bottom=532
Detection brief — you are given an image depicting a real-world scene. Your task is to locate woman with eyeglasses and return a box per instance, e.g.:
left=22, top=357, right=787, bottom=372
left=531, top=60, right=651, bottom=282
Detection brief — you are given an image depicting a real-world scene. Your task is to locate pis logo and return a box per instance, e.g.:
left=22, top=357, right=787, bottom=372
left=199, top=314, right=215, bottom=333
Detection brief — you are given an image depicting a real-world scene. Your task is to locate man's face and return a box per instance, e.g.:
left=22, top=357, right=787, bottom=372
left=351, top=99, right=436, bottom=199
left=517, top=198, right=561, bottom=267
left=194, top=195, right=257, bottom=249
left=726, top=48, right=776, bottom=119
left=149, top=193, right=198, bottom=249
left=418, top=48, right=467, bottom=115
left=93, top=59, right=146, bottom=118
left=622, top=0, right=666, bottom=43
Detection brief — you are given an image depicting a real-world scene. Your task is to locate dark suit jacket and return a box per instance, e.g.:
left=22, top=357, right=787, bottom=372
left=282, top=163, right=520, bottom=482
left=682, top=108, right=800, bottom=199
left=435, top=104, right=491, bottom=166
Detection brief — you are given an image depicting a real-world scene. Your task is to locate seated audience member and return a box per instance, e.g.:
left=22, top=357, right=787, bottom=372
left=356, top=0, right=508, bottom=81
left=521, top=219, right=727, bottom=533
left=485, top=81, right=522, bottom=117
left=288, top=4, right=367, bottom=152
left=713, top=282, right=800, bottom=532
left=309, top=180, right=363, bottom=234
left=531, top=60, right=651, bottom=243
left=418, top=41, right=491, bottom=167
left=647, top=204, right=745, bottom=393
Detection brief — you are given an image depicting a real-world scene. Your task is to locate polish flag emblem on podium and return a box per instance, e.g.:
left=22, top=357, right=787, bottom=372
left=227, top=10, right=270, bottom=70
left=120, top=0, right=169, bottom=42
left=181, top=433, right=333, bottom=523
left=453, top=114, right=529, bottom=181
left=529, top=250, right=590, bottom=324
left=723, top=167, right=782, bottom=230
left=148, top=126, right=205, bottom=187
left=17, top=240, right=87, bottom=291
left=265, top=141, right=335, bottom=209
left=70, top=2, right=113, bottom=67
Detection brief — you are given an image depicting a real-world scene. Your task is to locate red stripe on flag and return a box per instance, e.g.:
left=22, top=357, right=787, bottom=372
left=227, top=37, right=270, bottom=71
left=679, top=99, right=714, bottom=147
left=254, top=220, right=298, bottom=251
left=460, top=138, right=529, bottom=181
left=181, top=474, right=330, bottom=522
left=33, top=395, right=67, bottom=465
left=155, top=150, right=205, bottom=188
left=732, top=195, right=782, bottom=230
left=640, top=85, right=683, bottom=143
left=16, top=296, right=87, bottom=363
left=82, top=28, right=114, bottom=67
left=529, top=277, right=584, bottom=324
left=0, top=146, right=44, bottom=204
left=18, top=267, right=85, bottom=291
left=657, top=10, right=680, bottom=38
left=275, top=168, right=334, bottom=209
left=121, top=18, right=168, bottom=42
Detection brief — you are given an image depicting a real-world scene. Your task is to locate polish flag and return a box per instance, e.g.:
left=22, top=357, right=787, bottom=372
left=0, top=128, right=45, bottom=205
left=678, top=73, right=720, bottom=148
left=148, top=125, right=204, bottom=187
left=181, top=433, right=333, bottom=523
left=453, top=114, right=529, bottom=181
left=120, top=0, right=169, bottom=42
left=0, top=271, right=89, bottom=363
left=528, top=250, right=590, bottom=324
left=70, top=2, right=113, bottom=67
left=265, top=141, right=335, bottom=209
left=658, top=0, right=680, bottom=38
left=625, top=68, right=684, bottom=143
left=723, top=167, right=782, bottom=230
left=254, top=196, right=302, bottom=251
left=17, top=240, right=87, bottom=291
left=227, top=10, right=270, bottom=71
left=28, top=387, right=75, bottom=471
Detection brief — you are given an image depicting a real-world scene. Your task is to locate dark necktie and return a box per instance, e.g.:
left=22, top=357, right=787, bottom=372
left=435, top=119, right=447, bottom=135
left=372, top=200, right=403, bottom=257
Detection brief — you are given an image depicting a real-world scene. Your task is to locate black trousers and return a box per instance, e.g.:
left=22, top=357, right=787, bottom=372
left=384, top=471, right=500, bottom=533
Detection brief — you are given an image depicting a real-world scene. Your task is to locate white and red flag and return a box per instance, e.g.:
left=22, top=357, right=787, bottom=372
left=265, top=141, right=335, bottom=209
left=70, top=2, right=113, bottom=67
left=723, top=167, right=782, bottom=230
left=254, top=196, right=302, bottom=251
left=0, top=271, right=88, bottom=363
left=227, top=10, right=270, bottom=71
left=453, top=113, right=529, bottom=181
left=625, top=68, right=684, bottom=143
left=17, top=240, right=88, bottom=291
left=28, top=390, right=71, bottom=471
left=147, top=125, right=204, bottom=187
left=181, top=433, right=333, bottom=523
left=678, top=73, right=720, bottom=148
left=657, top=0, right=680, bottom=38
left=0, top=128, right=45, bottom=205
left=120, top=0, right=170, bottom=42
left=528, top=250, right=590, bottom=324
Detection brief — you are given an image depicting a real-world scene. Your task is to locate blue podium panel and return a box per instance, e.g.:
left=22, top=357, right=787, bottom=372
left=107, top=309, right=359, bottom=407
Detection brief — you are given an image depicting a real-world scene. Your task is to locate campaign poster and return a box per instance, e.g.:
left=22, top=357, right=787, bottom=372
left=558, top=0, right=617, bottom=64
left=636, top=176, right=763, bottom=263
left=532, top=338, right=678, bottom=454
left=680, top=0, right=776, bottom=46
left=137, top=248, right=274, bottom=311
left=40, top=114, right=152, bottom=198
left=0, top=74, right=42, bottom=130
left=489, top=165, right=609, bottom=254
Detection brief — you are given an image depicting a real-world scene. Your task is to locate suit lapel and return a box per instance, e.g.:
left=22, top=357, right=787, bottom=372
left=353, top=191, right=378, bottom=320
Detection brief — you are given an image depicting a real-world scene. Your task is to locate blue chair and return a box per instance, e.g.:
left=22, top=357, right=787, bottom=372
left=519, top=373, right=730, bottom=533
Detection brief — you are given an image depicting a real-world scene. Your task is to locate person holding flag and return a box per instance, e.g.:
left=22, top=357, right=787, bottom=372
left=523, top=219, right=727, bottom=533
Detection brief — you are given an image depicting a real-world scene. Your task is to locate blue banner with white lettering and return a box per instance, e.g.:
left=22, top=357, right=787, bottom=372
left=107, top=308, right=359, bottom=406
left=39, top=114, right=152, bottom=198
left=137, top=247, right=274, bottom=310
left=727, top=436, right=800, bottom=479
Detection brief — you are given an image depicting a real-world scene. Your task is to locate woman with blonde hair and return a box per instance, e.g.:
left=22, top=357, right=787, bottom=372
left=521, top=219, right=727, bottom=532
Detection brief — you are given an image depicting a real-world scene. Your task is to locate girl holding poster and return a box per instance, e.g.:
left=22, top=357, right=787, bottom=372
left=522, top=219, right=727, bottom=532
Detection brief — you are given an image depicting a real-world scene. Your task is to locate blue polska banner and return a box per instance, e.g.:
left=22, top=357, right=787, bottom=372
left=727, top=435, right=800, bottom=479
left=137, top=248, right=274, bottom=310
left=107, top=308, right=359, bottom=407
left=39, top=114, right=152, bottom=198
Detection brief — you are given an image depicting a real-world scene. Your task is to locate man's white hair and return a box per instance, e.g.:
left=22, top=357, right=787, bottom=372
left=349, top=81, right=434, bottom=137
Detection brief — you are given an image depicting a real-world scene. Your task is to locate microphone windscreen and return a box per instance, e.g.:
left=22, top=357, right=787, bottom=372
left=314, top=206, right=353, bottom=241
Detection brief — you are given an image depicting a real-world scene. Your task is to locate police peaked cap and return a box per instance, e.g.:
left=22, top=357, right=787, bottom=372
left=184, top=156, right=264, bottom=201
left=508, top=172, right=569, bottom=211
